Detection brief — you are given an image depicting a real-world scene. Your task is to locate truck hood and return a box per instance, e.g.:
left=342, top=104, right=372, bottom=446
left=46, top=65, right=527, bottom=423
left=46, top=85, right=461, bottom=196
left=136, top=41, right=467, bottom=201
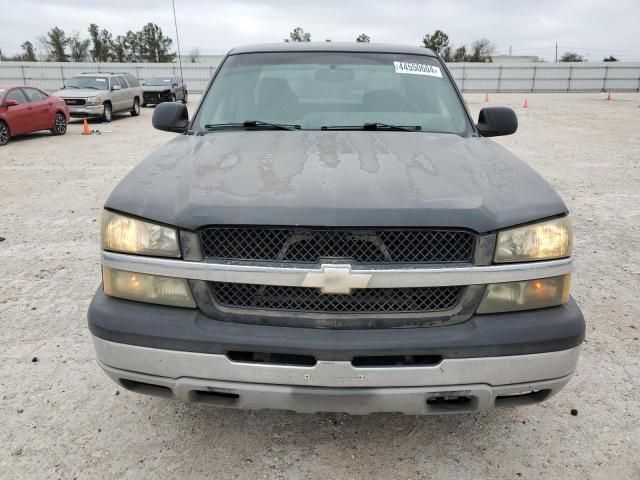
left=54, top=88, right=108, bottom=98
left=142, top=85, right=173, bottom=92
left=105, top=131, right=567, bottom=233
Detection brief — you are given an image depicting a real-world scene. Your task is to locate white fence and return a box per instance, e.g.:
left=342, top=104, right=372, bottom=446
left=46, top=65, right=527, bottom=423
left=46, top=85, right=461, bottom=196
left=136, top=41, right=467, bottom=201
left=0, top=60, right=224, bottom=93
left=447, top=62, right=640, bottom=92
left=1, top=60, right=639, bottom=93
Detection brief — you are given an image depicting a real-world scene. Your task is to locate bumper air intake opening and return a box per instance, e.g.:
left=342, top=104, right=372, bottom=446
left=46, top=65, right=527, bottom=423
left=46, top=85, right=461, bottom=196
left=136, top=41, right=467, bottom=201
left=119, top=379, right=173, bottom=398
left=352, top=354, right=442, bottom=368
left=426, top=394, right=478, bottom=413
left=494, top=389, right=552, bottom=408
left=188, top=389, right=240, bottom=406
left=227, top=351, right=317, bottom=367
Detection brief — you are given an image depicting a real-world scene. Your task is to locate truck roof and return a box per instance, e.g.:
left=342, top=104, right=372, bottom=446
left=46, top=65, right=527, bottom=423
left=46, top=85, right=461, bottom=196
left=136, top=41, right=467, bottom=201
left=228, top=42, right=437, bottom=57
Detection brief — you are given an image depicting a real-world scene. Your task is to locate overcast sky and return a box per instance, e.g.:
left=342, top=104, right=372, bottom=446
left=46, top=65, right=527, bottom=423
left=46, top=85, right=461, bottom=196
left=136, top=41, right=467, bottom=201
left=1, top=0, right=638, bottom=61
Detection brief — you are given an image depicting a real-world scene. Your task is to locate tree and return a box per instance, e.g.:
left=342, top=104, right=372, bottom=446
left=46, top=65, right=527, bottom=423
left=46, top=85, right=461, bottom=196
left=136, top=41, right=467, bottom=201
left=453, top=46, right=467, bottom=62
left=356, top=33, right=370, bottom=43
left=469, top=38, right=495, bottom=62
left=88, top=24, right=107, bottom=61
left=560, top=52, right=584, bottom=62
left=112, top=35, right=127, bottom=62
left=140, top=23, right=175, bottom=62
left=21, top=41, right=37, bottom=61
left=441, top=45, right=453, bottom=62
left=124, top=30, right=144, bottom=62
left=46, top=27, right=69, bottom=62
left=422, top=30, right=449, bottom=55
left=285, top=27, right=311, bottom=42
left=603, top=55, right=618, bottom=62
left=100, top=28, right=116, bottom=61
left=69, top=32, right=90, bottom=62
left=189, top=48, right=201, bottom=63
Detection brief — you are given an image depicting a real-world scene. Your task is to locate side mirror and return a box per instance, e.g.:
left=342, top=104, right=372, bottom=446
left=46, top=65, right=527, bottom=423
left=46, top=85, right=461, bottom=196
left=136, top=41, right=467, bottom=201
left=476, top=107, right=518, bottom=137
left=5, top=99, right=18, bottom=107
left=112, top=84, right=121, bottom=91
left=141, top=81, right=146, bottom=85
left=152, top=102, right=189, bottom=133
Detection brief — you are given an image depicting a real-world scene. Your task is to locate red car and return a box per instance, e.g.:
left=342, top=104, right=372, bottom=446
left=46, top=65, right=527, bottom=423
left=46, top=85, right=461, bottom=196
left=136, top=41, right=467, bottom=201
left=0, top=85, right=70, bottom=146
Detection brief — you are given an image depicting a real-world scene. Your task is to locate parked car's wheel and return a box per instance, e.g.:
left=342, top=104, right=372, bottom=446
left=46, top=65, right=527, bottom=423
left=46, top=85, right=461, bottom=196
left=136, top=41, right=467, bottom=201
left=131, top=98, right=140, bottom=117
left=0, top=121, right=10, bottom=146
left=102, top=103, right=113, bottom=122
left=51, top=113, right=67, bottom=136
left=182, top=91, right=188, bottom=104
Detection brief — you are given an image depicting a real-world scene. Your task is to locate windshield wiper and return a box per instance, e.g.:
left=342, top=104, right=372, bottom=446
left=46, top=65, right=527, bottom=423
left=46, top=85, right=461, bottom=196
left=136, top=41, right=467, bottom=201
left=321, top=123, right=421, bottom=132
left=204, top=120, right=301, bottom=131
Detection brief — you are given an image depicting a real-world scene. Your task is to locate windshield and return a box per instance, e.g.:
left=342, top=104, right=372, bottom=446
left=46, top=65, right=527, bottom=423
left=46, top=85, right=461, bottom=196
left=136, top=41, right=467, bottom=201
left=65, top=76, right=109, bottom=90
left=194, top=51, right=472, bottom=135
left=145, top=77, right=173, bottom=86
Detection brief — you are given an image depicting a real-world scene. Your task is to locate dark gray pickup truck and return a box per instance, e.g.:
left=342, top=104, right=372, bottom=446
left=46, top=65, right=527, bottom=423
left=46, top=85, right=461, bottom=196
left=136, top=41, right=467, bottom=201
left=88, top=42, right=584, bottom=415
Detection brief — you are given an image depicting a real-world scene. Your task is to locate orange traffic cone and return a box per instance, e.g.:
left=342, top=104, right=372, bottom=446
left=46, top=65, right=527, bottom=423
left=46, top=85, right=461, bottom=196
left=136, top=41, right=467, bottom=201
left=523, top=98, right=529, bottom=108
left=607, top=92, right=612, bottom=101
left=82, top=119, right=90, bottom=135
left=484, top=93, right=490, bottom=103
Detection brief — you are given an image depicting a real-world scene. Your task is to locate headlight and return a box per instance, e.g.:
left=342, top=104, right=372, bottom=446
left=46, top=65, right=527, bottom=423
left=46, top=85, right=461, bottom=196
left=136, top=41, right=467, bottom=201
left=86, top=96, right=102, bottom=106
left=476, top=275, right=570, bottom=314
left=101, top=210, right=180, bottom=257
left=103, top=267, right=196, bottom=308
left=495, top=216, right=572, bottom=263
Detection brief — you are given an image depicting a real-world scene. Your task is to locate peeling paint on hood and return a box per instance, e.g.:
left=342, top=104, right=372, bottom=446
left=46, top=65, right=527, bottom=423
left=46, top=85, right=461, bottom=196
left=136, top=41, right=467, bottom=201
left=105, top=131, right=567, bottom=232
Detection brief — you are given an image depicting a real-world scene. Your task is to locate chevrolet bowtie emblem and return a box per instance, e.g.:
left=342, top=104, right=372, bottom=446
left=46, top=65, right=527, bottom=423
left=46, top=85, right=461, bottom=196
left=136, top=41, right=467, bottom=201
left=302, top=264, right=372, bottom=294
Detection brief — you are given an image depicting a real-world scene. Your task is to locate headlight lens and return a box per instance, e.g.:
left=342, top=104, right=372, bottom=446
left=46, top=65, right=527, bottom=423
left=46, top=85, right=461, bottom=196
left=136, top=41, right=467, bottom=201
left=101, top=210, right=180, bottom=257
left=86, top=96, right=102, bottom=105
left=476, top=275, right=570, bottom=314
left=103, top=267, right=196, bottom=308
left=495, top=216, right=572, bottom=263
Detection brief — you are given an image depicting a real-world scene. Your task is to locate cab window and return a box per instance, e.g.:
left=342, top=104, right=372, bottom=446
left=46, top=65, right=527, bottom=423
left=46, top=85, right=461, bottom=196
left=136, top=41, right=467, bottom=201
left=196, top=51, right=472, bottom=135
left=126, top=75, right=139, bottom=87
left=6, top=89, right=28, bottom=104
left=24, top=88, right=47, bottom=102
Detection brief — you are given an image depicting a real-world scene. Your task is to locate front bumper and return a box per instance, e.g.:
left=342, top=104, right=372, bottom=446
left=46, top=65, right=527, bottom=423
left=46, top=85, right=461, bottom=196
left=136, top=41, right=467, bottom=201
left=88, top=290, right=584, bottom=414
left=96, top=346, right=577, bottom=415
left=68, top=104, right=104, bottom=117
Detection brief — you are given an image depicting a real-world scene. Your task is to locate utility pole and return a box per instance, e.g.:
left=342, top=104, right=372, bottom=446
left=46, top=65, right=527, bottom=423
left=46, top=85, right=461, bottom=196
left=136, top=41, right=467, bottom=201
left=171, top=0, right=184, bottom=84
left=555, top=42, right=558, bottom=62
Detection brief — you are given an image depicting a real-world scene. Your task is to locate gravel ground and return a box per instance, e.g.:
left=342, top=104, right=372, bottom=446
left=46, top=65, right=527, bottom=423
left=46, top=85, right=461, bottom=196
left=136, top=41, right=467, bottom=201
left=1, top=93, right=639, bottom=479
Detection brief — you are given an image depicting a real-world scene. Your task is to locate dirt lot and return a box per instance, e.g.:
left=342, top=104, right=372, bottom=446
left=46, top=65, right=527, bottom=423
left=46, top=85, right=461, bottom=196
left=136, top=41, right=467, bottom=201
left=1, top=93, right=639, bottom=479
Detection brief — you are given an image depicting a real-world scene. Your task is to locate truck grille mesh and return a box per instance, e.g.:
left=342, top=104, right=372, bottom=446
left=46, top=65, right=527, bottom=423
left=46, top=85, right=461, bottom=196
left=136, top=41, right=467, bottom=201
left=209, top=283, right=463, bottom=314
left=200, top=228, right=475, bottom=264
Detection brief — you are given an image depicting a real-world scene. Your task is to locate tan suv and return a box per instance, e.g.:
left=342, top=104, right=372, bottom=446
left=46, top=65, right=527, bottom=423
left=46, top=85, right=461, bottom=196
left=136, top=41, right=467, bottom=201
left=54, top=73, right=143, bottom=122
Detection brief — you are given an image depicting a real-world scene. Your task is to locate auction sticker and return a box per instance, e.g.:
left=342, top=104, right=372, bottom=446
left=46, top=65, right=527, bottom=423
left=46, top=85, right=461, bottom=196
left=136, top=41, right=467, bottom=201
left=393, top=61, right=442, bottom=78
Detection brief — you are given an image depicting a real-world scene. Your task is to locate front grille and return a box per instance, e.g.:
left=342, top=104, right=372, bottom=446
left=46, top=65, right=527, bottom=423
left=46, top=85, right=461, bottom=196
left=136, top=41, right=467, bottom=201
left=210, top=282, right=463, bottom=314
left=143, top=92, right=169, bottom=103
left=200, top=228, right=475, bottom=264
left=64, top=98, right=86, bottom=106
